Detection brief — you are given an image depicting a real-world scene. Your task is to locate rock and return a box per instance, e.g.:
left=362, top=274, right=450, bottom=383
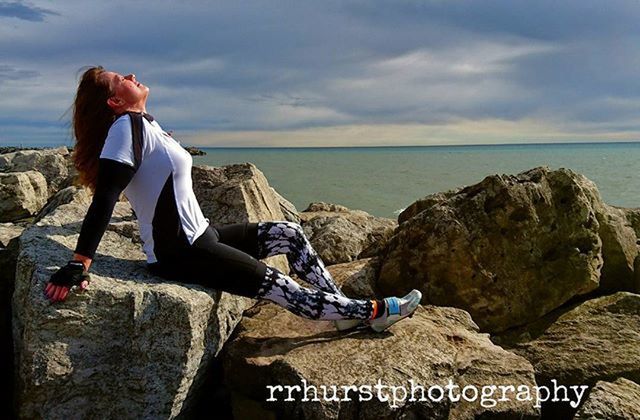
left=509, top=292, right=640, bottom=418
left=270, top=187, right=301, bottom=224
left=596, top=204, right=639, bottom=293
left=184, top=146, right=206, bottom=156
left=192, top=163, right=284, bottom=224
left=0, top=147, right=76, bottom=196
left=326, top=257, right=380, bottom=299
left=12, top=193, right=255, bottom=419
left=0, top=223, right=25, bottom=248
left=34, top=185, right=92, bottom=224
left=623, top=208, right=640, bottom=236
left=222, top=303, right=539, bottom=419
left=0, top=146, right=42, bottom=155
left=192, top=163, right=289, bottom=273
left=378, top=167, right=608, bottom=332
left=574, top=378, right=640, bottom=419
left=0, top=171, right=48, bottom=222
left=299, top=202, right=397, bottom=265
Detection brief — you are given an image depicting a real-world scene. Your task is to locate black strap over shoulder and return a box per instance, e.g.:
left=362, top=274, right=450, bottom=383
left=115, top=111, right=154, bottom=171
left=129, top=112, right=144, bottom=170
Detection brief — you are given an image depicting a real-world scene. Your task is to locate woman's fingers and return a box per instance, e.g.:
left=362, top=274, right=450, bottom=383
left=53, top=286, right=65, bottom=302
left=45, top=282, right=84, bottom=302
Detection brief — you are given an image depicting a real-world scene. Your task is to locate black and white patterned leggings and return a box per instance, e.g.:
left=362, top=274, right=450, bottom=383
left=255, top=221, right=373, bottom=321
left=148, top=221, right=373, bottom=321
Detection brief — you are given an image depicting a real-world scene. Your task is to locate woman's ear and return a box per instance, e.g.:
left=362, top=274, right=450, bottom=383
left=106, top=96, right=121, bottom=110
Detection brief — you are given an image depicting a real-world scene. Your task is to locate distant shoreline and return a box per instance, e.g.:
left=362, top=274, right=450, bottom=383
left=193, top=141, right=640, bottom=150
left=2, top=141, right=639, bottom=151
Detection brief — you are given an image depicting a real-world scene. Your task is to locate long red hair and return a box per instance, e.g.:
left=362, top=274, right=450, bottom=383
left=72, top=66, right=115, bottom=192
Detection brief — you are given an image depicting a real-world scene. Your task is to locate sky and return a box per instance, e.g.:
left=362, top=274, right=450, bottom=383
left=1, top=0, right=639, bottom=147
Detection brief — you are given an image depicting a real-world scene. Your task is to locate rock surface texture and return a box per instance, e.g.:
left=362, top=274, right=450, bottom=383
left=222, top=302, right=539, bottom=419
left=508, top=292, right=640, bottom=417
left=300, top=202, right=397, bottom=266
left=379, top=167, right=638, bottom=332
left=0, top=147, right=76, bottom=197
left=574, top=377, right=640, bottom=419
left=0, top=171, right=48, bottom=222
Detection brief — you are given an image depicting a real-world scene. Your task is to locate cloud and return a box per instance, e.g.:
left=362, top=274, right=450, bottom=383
left=0, top=1, right=58, bottom=22
left=0, top=1, right=639, bottom=145
left=0, top=64, right=39, bottom=83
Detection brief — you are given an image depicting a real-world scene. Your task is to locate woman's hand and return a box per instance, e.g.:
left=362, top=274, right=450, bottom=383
left=45, top=261, right=91, bottom=303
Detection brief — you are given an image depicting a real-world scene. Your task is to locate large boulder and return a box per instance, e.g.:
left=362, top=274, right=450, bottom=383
left=574, top=378, right=640, bottom=419
left=505, top=292, right=640, bottom=418
left=222, top=302, right=539, bottom=419
left=299, top=202, right=397, bottom=265
left=12, top=192, right=254, bottom=418
left=192, top=163, right=289, bottom=274
left=0, top=147, right=76, bottom=196
left=192, top=163, right=285, bottom=224
left=378, top=167, right=638, bottom=332
left=0, top=171, right=48, bottom=222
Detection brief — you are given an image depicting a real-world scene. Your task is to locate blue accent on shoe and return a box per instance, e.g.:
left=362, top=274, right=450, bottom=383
left=386, top=297, right=400, bottom=315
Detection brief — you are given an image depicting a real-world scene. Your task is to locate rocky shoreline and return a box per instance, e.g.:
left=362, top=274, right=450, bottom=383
left=1, top=147, right=639, bottom=419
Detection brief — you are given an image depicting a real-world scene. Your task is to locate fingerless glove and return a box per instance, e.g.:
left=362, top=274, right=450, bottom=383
left=49, top=261, right=90, bottom=288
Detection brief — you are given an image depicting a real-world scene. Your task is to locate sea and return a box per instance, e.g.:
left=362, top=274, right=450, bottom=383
left=190, top=142, right=640, bottom=219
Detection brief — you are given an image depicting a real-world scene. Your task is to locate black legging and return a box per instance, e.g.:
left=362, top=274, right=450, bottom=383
left=147, top=223, right=267, bottom=297
left=148, top=221, right=374, bottom=321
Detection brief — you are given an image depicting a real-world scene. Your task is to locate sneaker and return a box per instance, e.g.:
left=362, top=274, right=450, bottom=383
left=369, top=289, right=422, bottom=332
left=333, top=319, right=365, bottom=331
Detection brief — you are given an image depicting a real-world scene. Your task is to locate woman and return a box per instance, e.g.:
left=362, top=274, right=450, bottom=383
left=44, top=66, right=421, bottom=332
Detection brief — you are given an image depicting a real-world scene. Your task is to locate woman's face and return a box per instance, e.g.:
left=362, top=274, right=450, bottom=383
left=102, top=71, right=149, bottom=111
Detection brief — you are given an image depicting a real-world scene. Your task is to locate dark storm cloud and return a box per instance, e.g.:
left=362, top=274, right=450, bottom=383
left=0, top=1, right=57, bottom=21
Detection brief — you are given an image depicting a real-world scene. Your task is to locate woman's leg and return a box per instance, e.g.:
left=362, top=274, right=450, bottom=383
left=151, top=226, right=373, bottom=321
left=255, top=221, right=345, bottom=296
left=255, top=265, right=373, bottom=321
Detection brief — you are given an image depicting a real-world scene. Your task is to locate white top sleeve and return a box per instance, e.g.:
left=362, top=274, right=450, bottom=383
left=99, top=116, right=135, bottom=166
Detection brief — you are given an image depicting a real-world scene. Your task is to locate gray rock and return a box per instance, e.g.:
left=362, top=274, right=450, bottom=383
left=574, top=377, right=640, bottom=419
left=378, top=167, right=614, bottom=332
left=34, top=185, right=92, bottom=224
left=12, top=193, right=255, bottom=419
left=0, top=146, right=76, bottom=196
left=0, top=171, right=48, bottom=222
left=300, top=202, right=397, bottom=265
left=222, top=302, right=539, bottom=419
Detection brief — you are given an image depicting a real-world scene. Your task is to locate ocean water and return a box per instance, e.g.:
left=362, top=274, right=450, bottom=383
left=190, top=143, right=640, bottom=219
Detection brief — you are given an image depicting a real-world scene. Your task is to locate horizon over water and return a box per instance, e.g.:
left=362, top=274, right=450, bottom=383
left=190, top=141, right=640, bottom=219
left=3, top=140, right=638, bottom=219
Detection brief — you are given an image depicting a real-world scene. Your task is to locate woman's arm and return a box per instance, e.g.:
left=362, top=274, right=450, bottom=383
left=73, top=158, right=136, bottom=261
left=45, top=158, right=136, bottom=302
